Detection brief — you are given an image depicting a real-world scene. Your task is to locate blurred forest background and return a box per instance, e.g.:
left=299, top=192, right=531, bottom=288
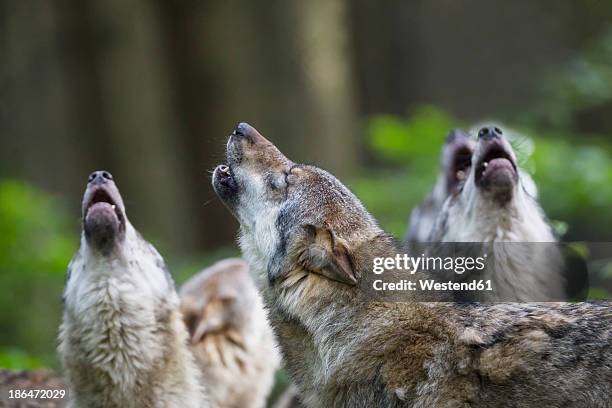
left=1, top=0, right=612, bottom=378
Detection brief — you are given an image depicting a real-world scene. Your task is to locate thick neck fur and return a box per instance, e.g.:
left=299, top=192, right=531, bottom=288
left=249, top=231, right=609, bottom=407
left=436, top=180, right=554, bottom=243
left=245, top=233, right=450, bottom=406
left=59, top=223, right=205, bottom=407
left=406, top=174, right=447, bottom=242
left=433, top=180, right=564, bottom=301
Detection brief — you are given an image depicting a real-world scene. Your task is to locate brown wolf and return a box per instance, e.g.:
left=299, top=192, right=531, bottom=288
left=59, top=171, right=207, bottom=408
left=180, top=258, right=280, bottom=408
left=212, top=123, right=611, bottom=407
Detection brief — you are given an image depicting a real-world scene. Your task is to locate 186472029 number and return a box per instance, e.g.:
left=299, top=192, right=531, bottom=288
left=9, top=389, right=66, bottom=399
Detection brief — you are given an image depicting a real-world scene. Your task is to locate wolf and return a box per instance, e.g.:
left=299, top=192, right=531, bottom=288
left=59, top=171, right=207, bottom=408
left=406, top=129, right=473, bottom=243
left=429, top=126, right=566, bottom=301
left=180, top=258, right=280, bottom=408
left=212, top=123, right=611, bottom=407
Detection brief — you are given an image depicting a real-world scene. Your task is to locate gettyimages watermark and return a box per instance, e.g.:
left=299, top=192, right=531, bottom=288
left=372, top=252, right=490, bottom=292
left=372, top=253, right=487, bottom=275
left=359, top=242, right=612, bottom=302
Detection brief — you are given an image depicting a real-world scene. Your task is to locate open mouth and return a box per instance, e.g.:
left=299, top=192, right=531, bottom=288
left=213, top=164, right=238, bottom=193
left=474, top=140, right=517, bottom=187
left=446, top=144, right=473, bottom=193
left=84, top=186, right=124, bottom=225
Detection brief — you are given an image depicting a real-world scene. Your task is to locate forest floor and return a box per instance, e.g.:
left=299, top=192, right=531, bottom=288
left=0, top=370, right=66, bottom=407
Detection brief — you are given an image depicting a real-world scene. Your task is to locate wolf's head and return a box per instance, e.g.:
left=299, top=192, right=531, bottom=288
left=440, top=129, right=474, bottom=197
left=432, top=126, right=554, bottom=242
left=213, top=123, right=387, bottom=308
left=70, top=170, right=173, bottom=285
left=81, top=170, right=128, bottom=255
left=406, top=129, right=473, bottom=242
left=64, top=170, right=175, bottom=314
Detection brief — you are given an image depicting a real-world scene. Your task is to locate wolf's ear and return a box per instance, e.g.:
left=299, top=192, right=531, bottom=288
left=181, top=296, right=237, bottom=344
left=300, top=225, right=357, bottom=285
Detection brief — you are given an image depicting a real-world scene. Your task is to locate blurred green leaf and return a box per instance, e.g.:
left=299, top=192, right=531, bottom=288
left=368, top=105, right=456, bottom=165
left=0, top=348, right=42, bottom=370
left=0, top=180, right=76, bottom=369
left=587, top=288, right=612, bottom=300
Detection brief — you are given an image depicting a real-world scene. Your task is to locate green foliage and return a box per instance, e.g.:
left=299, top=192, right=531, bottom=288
left=0, top=181, right=74, bottom=276
left=0, top=180, right=76, bottom=369
left=0, top=348, right=42, bottom=370
left=527, top=136, right=612, bottom=238
left=348, top=171, right=430, bottom=238
left=368, top=106, right=455, bottom=166
left=525, top=27, right=612, bottom=130
left=350, top=106, right=455, bottom=237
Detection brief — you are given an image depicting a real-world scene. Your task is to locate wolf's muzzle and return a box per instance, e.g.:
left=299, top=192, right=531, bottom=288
left=212, top=164, right=239, bottom=205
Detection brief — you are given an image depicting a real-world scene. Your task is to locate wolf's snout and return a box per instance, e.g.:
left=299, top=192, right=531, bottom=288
left=473, top=128, right=518, bottom=203
left=233, top=122, right=254, bottom=138
left=88, top=170, right=113, bottom=185
left=478, top=126, right=502, bottom=140
left=231, top=122, right=270, bottom=146
left=81, top=170, right=127, bottom=255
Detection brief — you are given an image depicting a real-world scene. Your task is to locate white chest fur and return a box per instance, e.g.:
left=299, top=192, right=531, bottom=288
left=59, top=230, right=192, bottom=406
left=65, top=272, right=172, bottom=386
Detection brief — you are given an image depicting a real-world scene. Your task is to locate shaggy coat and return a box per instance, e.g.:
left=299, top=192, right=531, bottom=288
left=213, top=123, right=611, bottom=408
left=59, top=171, right=207, bottom=408
left=180, top=258, right=279, bottom=408
left=430, top=126, right=565, bottom=301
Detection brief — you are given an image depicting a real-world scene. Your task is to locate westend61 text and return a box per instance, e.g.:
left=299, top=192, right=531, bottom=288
left=373, top=279, right=493, bottom=292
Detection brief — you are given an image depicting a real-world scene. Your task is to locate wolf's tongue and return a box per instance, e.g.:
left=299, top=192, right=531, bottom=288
left=87, top=202, right=116, bottom=215
left=483, top=158, right=513, bottom=177
left=85, top=199, right=119, bottom=224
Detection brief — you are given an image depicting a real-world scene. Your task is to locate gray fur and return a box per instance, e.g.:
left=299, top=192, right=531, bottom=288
left=59, top=174, right=207, bottom=408
left=430, top=129, right=566, bottom=301
left=179, top=258, right=280, bottom=408
left=213, top=123, right=611, bottom=408
left=406, top=129, right=474, bottom=243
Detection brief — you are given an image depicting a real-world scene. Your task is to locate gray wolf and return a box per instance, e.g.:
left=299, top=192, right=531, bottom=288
left=59, top=171, right=207, bottom=408
left=430, top=126, right=566, bottom=301
left=212, top=123, right=611, bottom=407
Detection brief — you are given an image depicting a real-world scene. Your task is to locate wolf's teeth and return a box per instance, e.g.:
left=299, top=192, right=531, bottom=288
left=111, top=205, right=116, bottom=209
left=483, top=162, right=488, bottom=168
left=456, top=170, right=465, bottom=180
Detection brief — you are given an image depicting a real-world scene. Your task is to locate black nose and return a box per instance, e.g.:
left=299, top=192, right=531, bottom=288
left=88, top=170, right=113, bottom=185
left=233, top=122, right=253, bottom=138
left=478, top=126, right=503, bottom=140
